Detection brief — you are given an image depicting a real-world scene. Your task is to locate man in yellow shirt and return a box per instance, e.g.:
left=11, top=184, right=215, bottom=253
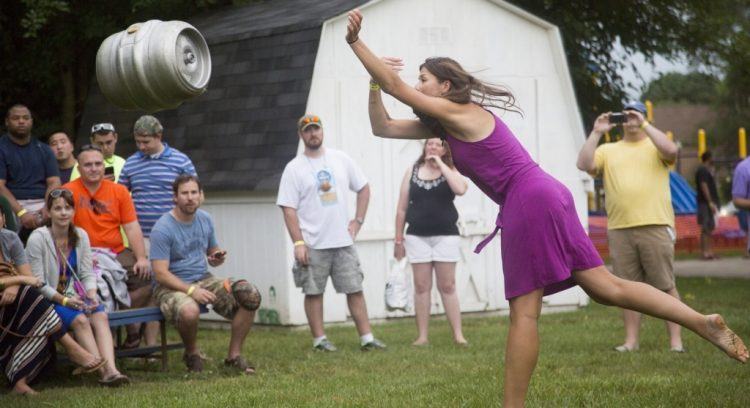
left=70, top=123, right=126, bottom=182
left=577, top=101, right=684, bottom=353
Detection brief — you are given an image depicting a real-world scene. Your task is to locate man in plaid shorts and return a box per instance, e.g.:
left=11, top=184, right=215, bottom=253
left=151, top=174, right=261, bottom=374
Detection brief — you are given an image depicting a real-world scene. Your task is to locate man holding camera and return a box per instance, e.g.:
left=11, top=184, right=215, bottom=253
left=577, top=101, right=684, bottom=353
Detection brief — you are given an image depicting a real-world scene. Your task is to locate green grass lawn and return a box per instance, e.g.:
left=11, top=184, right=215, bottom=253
left=6, top=277, right=749, bottom=407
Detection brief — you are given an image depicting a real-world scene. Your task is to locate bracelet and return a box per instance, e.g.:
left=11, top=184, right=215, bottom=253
left=355, top=217, right=365, bottom=225
left=347, top=37, right=359, bottom=45
left=369, top=82, right=380, bottom=91
left=62, top=297, right=69, bottom=306
left=293, top=240, right=305, bottom=247
left=16, top=208, right=28, bottom=218
left=395, top=239, right=404, bottom=245
left=186, top=285, right=196, bottom=296
left=640, top=121, right=650, bottom=130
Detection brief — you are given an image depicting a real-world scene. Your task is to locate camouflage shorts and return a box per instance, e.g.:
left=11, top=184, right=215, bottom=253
left=154, top=274, right=239, bottom=325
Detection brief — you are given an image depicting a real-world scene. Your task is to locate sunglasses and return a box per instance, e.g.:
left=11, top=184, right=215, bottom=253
left=49, top=189, right=73, bottom=199
left=91, top=123, right=115, bottom=133
left=89, top=197, right=108, bottom=216
left=79, top=144, right=103, bottom=153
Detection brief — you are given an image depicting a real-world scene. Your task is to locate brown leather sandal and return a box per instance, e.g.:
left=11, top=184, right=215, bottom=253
left=224, top=355, right=256, bottom=375
left=183, top=353, right=204, bottom=373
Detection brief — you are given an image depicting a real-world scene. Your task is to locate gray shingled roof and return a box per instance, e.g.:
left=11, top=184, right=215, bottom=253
left=78, top=0, right=367, bottom=192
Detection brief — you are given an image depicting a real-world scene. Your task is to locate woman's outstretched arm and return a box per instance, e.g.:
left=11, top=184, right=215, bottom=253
left=368, top=69, right=432, bottom=139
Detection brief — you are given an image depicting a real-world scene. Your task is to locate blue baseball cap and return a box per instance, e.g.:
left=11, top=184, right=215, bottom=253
left=623, top=101, right=647, bottom=114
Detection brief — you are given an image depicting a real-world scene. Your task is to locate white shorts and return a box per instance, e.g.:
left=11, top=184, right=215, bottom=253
left=404, top=234, right=461, bottom=263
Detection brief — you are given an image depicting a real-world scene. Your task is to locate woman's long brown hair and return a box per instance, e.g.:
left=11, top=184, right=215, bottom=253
left=45, top=193, right=79, bottom=249
left=413, top=57, right=521, bottom=138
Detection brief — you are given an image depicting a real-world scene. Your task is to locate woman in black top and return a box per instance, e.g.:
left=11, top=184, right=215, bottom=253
left=395, top=138, right=468, bottom=346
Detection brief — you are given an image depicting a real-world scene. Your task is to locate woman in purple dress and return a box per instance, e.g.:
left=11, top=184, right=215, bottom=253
left=346, top=9, right=747, bottom=407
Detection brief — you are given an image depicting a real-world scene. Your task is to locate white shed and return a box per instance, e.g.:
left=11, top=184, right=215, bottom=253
left=79, top=0, right=591, bottom=326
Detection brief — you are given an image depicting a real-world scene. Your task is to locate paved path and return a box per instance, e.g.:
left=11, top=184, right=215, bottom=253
left=673, top=257, right=750, bottom=279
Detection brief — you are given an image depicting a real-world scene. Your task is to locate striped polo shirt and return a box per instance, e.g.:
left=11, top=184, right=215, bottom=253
left=119, top=143, right=197, bottom=237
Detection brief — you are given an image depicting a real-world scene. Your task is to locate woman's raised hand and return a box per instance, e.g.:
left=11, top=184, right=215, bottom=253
left=346, top=9, right=363, bottom=44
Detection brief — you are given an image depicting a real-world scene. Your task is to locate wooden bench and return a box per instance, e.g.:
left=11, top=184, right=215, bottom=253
left=109, top=306, right=207, bottom=371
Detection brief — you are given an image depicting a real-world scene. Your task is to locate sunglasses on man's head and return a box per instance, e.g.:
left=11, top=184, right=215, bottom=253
left=91, top=123, right=115, bottom=133
left=302, top=116, right=320, bottom=125
left=79, top=144, right=103, bottom=153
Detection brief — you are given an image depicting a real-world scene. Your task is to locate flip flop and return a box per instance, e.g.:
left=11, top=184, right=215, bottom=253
left=71, top=357, right=107, bottom=375
left=98, top=373, right=130, bottom=387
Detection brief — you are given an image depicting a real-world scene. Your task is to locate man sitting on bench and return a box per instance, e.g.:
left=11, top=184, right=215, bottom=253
left=150, top=174, right=261, bottom=374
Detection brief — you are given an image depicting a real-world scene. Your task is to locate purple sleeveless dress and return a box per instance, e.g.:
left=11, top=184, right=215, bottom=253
left=445, top=113, right=603, bottom=299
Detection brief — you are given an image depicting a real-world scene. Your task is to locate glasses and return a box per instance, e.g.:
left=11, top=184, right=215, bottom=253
left=49, top=189, right=73, bottom=199
left=91, top=123, right=115, bottom=134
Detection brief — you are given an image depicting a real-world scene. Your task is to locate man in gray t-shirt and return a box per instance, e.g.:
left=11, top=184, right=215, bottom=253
left=150, top=174, right=261, bottom=374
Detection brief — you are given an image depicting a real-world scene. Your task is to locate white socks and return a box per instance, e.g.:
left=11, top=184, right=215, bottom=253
left=360, top=333, right=374, bottom=346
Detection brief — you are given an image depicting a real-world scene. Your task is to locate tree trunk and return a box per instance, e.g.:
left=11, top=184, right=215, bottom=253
left=61, top=67, right=76, bottom=137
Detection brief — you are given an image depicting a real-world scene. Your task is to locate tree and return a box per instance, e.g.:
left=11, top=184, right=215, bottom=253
left=506, top=0, right=743, bottom=127
left=641, top=72, right=720, bottom=105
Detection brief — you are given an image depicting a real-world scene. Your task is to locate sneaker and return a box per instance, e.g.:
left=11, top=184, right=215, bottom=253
left=361, top=338, right=387, bottom=351
left=313, top=338, right=338, bottom=352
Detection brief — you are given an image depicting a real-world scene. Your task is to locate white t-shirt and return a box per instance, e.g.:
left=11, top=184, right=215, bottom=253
left=277, top=148, right=368, bottom=249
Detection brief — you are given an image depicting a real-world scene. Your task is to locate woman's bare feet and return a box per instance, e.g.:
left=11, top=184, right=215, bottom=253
left=11, top=378, right=38, bottom=396
left=412, top=338, right=429, bottom=346
left=705, top=314, right=748, bottom=363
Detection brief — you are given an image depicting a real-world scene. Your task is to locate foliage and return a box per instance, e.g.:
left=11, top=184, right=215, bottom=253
left=1, top=0, right=748, bottom=139
left=2, top=277, right=748, bottom=406
left=641, top=72, right=721, bottom=105
left=507, top=0, right=744, bottom=126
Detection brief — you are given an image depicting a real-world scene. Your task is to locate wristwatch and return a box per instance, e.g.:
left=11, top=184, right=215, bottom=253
left=355, top=217, right=365, bottom=225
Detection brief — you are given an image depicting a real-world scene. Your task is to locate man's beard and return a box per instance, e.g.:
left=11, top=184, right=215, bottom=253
left=179, top=203, right=198, bottom=215
left=304, top=139, right=322, bottom=150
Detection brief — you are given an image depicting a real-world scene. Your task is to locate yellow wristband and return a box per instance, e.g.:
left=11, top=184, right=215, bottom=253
left=369, top=82, right=380, bottom=91
left=62, top=297, right=69, bottom=306
left=640, top=121, right=650, bottom=130
left=16, top=208, right=28, bottom=218
left=293, top=240, right=305, bottom=247
left=186, top=285, right=196, bottom=296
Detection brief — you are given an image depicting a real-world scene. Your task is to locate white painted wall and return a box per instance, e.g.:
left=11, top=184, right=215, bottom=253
left=203, top=0, right=592, bottom=325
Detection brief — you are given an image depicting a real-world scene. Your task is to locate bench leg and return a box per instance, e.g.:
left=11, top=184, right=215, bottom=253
left=160, top=321, right=168, bottom=372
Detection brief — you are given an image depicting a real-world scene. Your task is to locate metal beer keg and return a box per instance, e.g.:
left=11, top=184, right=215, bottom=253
left=96, top=20, right=211, bottom=112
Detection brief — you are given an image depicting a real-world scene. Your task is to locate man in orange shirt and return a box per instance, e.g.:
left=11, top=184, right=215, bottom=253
left=63, top=145, right=151, bottom=315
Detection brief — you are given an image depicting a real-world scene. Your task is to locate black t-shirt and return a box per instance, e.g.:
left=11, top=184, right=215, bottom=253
left=59, top=167, right=74, bottom=184
left=405, top=164, right=460, bottom=236
left=0, top=134, right=59, bottom=199
left=695, top=165, right=719, bottom=204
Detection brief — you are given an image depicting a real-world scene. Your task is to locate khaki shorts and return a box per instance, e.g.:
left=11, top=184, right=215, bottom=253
left=154, top=274, right=239, bottom=325
left=608, top=225, right=676, bottom=291
left=292, top=246, right=364, bottom=295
